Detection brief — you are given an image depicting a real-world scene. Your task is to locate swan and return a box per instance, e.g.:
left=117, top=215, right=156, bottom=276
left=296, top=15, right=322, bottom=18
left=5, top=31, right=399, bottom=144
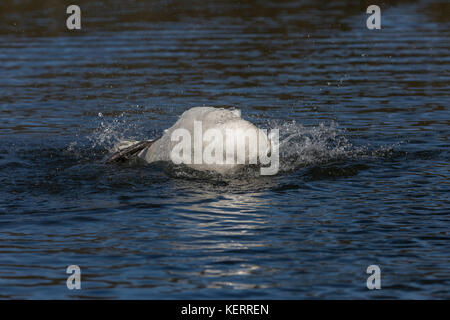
left=106, top=107, right=275, bottom=175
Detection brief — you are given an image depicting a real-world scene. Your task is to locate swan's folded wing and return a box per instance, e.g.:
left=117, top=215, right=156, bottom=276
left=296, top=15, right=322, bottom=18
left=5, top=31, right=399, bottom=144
left=105, top=140, right=155, bottom=163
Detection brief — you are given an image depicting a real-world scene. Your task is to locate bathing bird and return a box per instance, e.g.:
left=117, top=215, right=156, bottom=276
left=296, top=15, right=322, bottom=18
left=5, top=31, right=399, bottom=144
left=106, top=106, right=272, bottom=175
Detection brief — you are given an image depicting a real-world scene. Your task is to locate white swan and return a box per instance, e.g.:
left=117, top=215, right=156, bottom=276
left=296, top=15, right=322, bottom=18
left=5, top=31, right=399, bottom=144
left=108, top=107, right=272, bottom=175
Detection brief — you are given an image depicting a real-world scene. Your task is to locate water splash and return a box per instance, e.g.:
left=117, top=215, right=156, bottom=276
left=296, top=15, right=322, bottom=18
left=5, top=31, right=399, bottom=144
left=85, top=111, right=401, bottom=177
left=86, top=112, right=144, bottom=151
left=271, top=120, right=363, bottom=172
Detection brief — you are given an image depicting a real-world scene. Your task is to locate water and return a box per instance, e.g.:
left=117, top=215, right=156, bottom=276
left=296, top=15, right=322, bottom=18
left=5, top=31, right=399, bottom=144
left=0, top=0, right=449, bottom=299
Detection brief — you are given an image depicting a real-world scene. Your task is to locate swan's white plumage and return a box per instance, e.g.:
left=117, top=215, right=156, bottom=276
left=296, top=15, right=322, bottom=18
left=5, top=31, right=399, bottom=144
left=136, top=107, right=271, bottom=174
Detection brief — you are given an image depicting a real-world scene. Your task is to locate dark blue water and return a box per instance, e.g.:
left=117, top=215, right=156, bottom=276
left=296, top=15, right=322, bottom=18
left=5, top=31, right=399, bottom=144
left=0, top=0, right=449, bottom=299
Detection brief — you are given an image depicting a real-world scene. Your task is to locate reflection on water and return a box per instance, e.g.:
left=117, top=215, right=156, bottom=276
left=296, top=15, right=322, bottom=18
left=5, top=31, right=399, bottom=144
left=168, top=192, right=274, bottom=291
left=0, top=0, right=449, bottom=299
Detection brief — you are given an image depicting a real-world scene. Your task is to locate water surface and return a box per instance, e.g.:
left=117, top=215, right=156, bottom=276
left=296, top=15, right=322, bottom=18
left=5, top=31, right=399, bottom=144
left=0, top=0, right=449, bottom=299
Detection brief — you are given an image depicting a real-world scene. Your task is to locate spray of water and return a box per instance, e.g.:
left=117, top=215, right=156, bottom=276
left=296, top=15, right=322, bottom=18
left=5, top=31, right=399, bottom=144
left=271, top=120, right=363, bottom=172
left=84, top=111, right=399, bottom=177
left=86, top=112, right=145, bottom=151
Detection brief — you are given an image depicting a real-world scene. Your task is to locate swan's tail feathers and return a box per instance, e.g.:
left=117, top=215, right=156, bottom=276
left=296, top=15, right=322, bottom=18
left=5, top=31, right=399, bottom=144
left=105, top=140, right=155, bottom=163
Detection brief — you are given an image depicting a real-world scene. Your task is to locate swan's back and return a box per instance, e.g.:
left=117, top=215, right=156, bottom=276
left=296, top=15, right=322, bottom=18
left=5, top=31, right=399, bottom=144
left=138, top=107, right=271, bottom=174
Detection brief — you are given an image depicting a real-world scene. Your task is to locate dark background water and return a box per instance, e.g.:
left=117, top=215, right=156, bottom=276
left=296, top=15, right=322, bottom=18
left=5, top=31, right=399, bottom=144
left=0, top=0, right=449, bottom=299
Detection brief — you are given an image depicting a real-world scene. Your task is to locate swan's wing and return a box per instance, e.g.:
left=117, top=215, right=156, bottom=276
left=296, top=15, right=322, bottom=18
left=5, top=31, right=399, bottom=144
left=105, top=140, right=155, bottom=163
